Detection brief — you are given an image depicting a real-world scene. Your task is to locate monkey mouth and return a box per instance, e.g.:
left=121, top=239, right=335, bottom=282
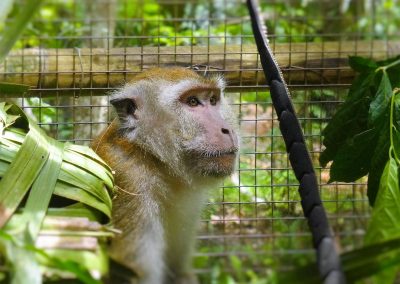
left=186, top=148, right=238, bottom=177
left=200, top=148, right=238, bottom=158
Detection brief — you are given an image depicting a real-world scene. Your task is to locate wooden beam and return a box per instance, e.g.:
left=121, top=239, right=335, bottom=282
left=1, top=40, right=399, bottom=96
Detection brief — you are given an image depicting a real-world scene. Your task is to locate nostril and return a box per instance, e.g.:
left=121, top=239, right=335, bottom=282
left=221, top=128, right=230, bottom=135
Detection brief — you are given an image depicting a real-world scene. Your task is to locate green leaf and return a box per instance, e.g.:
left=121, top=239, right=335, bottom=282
left=342, top=239, right=400, bottom=282
left=67, top=144, right=113, bottom=174
left=329, top=129, right=377, bottom=182
left=278, top=236, right=400, bottom=284
left=33, top=248, right=102, bottom=284
left=393, top=97, right=400, bottom=155
left=0, top=102, right=114, bottom=282
left=0, top=0, right=44, bottom=62
left=0, top=125, right=49, bottom=227
left=0, top=82, right=30, bottom=96
left=64, top=145, right=114, bottom=192
left=0, top=0, right=14, bottom=23
left=0, top=102, right=114, bottom=221
left=364, top=158, right=400, bottom=283
left=320, top=72, right=374, bottom=166
left=369, top=73, right=393, bottom=124
left=2, top=229, right=42, bottom=284
left=58, top=161, right=112, bottom=208
left=349, top=56, right=378, bottom=73
left=0, top=229, right=102, bottom=284
left=379, top=56, right=400, bottom=88
left=46, top=203, right=102, bottom=222
left=367, top=126, right=390, bottom=205
left=54, top=182, right=111, bottom=219
left=0, top=102, right=6, bottom=125
left=342, top=236, right=400, bottom=263
left=365, top=158, right=400, bottom=241
left=21, top=139, right=64, bottom=239
left=394, top=127, right=400, bottom=159
left=0, top=101, right=19, bottom=132
left=3, top=103, right=29, bottom=131
left=40, top=248, right=108, bottom=278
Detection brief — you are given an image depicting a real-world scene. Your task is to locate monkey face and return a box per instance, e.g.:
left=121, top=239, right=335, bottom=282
left=178, top=88, right=239, bottom=177
left=110, top=67, right=239, bottom=180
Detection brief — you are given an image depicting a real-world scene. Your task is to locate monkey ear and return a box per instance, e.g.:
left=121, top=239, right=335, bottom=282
left=110, top=98, right=138, bottom=120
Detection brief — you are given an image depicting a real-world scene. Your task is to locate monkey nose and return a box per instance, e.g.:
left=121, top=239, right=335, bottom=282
left=221, top=128, right=238, bottom=149
left=221, top=128, right=230, bottom=135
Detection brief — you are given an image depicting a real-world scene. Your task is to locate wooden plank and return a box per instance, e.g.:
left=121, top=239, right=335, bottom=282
left=1, top=40, right=399, bottom=96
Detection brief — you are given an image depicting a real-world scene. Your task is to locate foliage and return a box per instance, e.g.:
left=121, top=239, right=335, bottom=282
left=363, top=85, right=400, bottom=282
left=279, top=235, right=400, bottom=283
left=0, top=102, right=114, bottom=283
left=0, top=0, right=44, bottom=62
left=320, top=56, right=400, bottom=204
left=259, top=0, right=400, bottom=42
left=0, top=103, right=114, bottom=219
left=4, top=0, right=399, bottom=50
left=320, top=56, right=400, bottom=282
left=1, top=0, right=400, bottom=283
left=0, top=0, right=41, bottom=94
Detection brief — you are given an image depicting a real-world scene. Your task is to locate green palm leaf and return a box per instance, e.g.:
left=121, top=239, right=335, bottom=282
left=0, top=102, right=115, bottom=283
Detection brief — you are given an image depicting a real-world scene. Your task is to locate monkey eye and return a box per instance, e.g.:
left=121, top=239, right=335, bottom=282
left=187, top=96, right=200, bottom=107
left=210, top=95, right=218, bottom=106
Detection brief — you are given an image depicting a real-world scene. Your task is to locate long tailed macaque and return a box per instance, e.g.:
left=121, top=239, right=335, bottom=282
left=92, top=67, right=239, bottom=284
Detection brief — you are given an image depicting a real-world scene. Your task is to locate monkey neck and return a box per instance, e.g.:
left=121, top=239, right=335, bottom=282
left=92, top=120, right=223, bottom=195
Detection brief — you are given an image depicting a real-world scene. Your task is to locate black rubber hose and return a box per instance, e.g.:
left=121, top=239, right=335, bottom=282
left=246, top=1, right=346, bottom=283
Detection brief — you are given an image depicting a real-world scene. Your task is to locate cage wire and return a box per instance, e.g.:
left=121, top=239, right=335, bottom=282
left=1, top=0, right=400, bottom=281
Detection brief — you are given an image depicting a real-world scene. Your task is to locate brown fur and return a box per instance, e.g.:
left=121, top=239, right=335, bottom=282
left=92, top=67, right=238, bottom=284
left=129, top=67, right=205, bottom=84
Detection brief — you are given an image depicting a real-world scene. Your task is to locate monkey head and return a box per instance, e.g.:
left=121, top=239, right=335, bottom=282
left=110, top=67, right=239, bottom=181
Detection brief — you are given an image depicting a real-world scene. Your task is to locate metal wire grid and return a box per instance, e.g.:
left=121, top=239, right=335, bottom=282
left=1, top=0, right=399, bottom=280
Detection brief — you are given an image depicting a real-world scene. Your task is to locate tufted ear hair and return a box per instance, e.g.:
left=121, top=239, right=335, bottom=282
left=110, top=96, right=140, bottom=139
left=110, top=97, right=138, bottom=121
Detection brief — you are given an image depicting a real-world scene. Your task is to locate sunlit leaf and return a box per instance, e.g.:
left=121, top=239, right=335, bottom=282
left=0, top=102, right=114, bottom=221
left=364, top=158, right=400, bottom=283
left=22, top=139, right=64, bottom=238
left=0, top=0, right=14, bottom=23
left=365, top=158, right=400, bottom=241
left=33, top=247, right=102, bottom=284
left=0, top=125, right=49, bottom=227
left=0, top=0, right=44, bottom=62
left=2, top=229, right=42, bottom=284
left=0, top=102, right=115, bottom=282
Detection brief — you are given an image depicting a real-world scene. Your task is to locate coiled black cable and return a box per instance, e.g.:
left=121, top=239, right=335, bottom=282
left=246, top=1, right=346, bottom=283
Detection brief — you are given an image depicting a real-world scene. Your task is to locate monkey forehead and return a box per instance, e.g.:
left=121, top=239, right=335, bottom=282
left=128, top=67, right=225, bottom=90
left=128, top=67, right=221, bottom=84
left=115, top=67, right=226, bottom=106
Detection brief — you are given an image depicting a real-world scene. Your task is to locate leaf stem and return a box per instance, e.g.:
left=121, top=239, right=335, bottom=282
left=377, top=58, right=400, bottom=73
left=390, top=88, right=400, bottom=164
left=385, top=58, right=400, bottom=70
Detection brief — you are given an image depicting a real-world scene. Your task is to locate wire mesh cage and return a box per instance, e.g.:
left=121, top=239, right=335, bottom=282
left=1, top=0, right=400, bottom=282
